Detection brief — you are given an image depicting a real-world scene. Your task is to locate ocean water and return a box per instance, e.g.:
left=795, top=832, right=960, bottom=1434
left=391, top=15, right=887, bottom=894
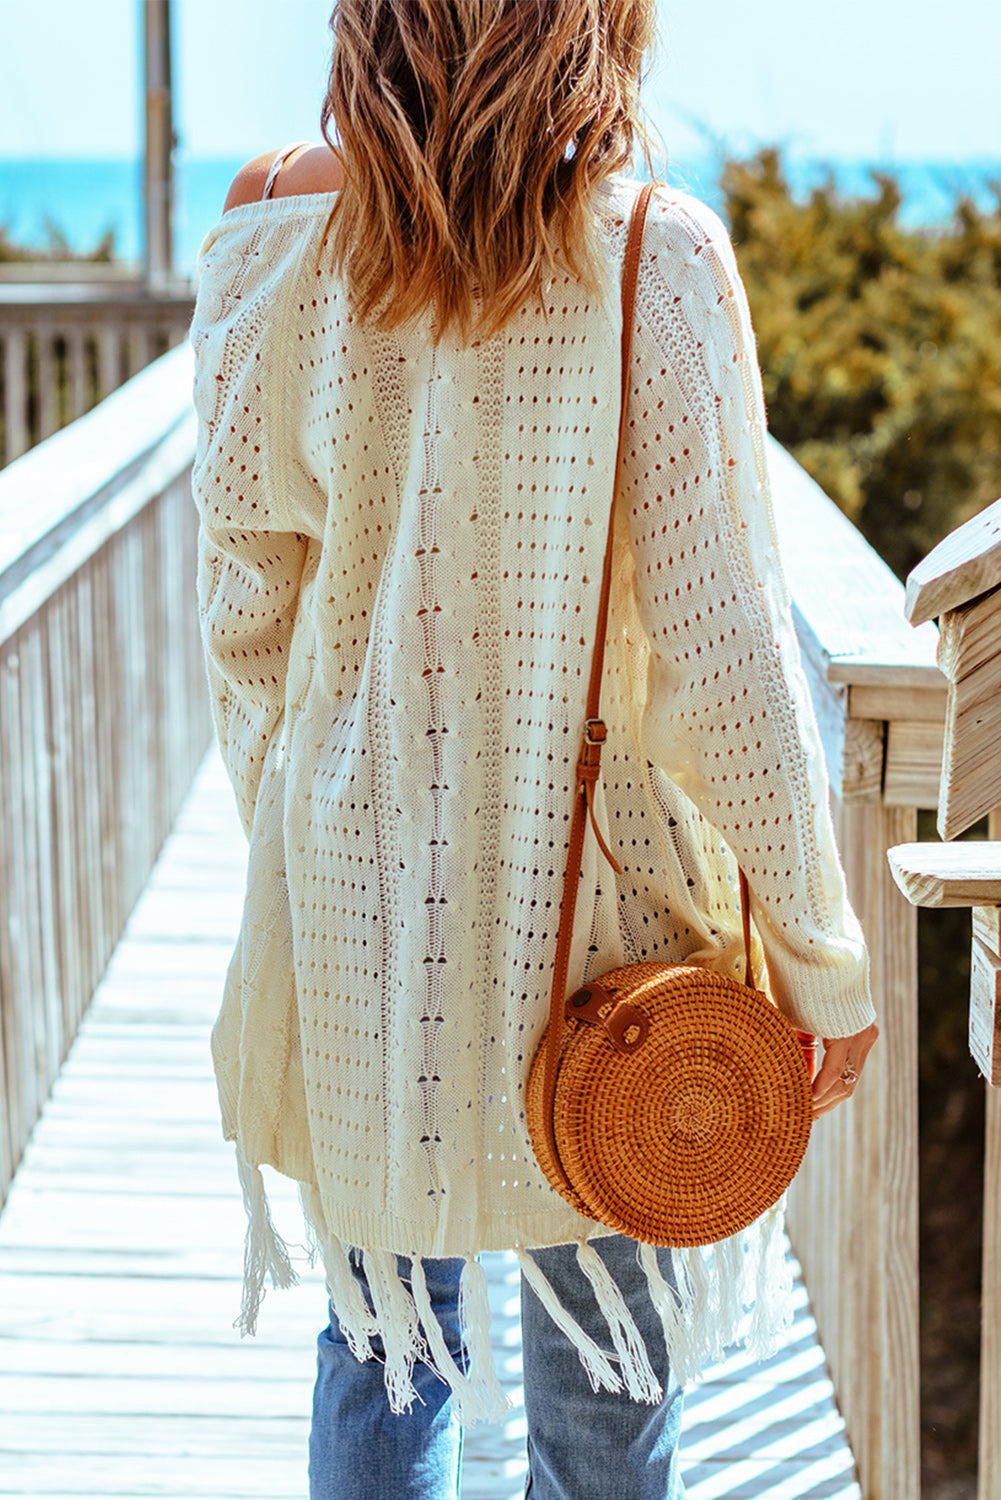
left=1, top=154, right=999, bottom=276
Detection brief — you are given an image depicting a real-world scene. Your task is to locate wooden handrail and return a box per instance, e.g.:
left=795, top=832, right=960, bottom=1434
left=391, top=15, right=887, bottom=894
left=0, top=343, right=211, bottom=1212
left=0, top=282, right=194, bottom=467
left=767, top=433, right=943, bottom=1500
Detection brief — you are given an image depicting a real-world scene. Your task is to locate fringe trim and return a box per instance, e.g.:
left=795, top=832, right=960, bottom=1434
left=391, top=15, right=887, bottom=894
left=233, top=1154, right=796, bottom=1425
left=515, top=1246, right=622, bottom=1395
left=233, top=1145, right=299, bottom=1336
left=574, top=1239, right=662, bottom=1403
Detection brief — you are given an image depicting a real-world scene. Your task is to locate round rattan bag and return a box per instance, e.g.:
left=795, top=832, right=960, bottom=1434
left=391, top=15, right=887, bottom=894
left=526, top=961, right=815, bottom=1247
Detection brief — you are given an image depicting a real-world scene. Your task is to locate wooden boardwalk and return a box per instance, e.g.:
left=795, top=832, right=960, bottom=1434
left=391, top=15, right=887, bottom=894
left=0, top=752, right=863, bottom=1500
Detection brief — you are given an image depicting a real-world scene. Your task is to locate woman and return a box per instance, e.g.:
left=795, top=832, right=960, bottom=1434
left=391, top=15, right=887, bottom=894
left=190, top=1, right=878, bottom=1496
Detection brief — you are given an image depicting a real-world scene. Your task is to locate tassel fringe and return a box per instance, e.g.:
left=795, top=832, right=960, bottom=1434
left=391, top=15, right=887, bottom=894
left=456, top=1256, right=515, bottom=1423
left=233, top=1146, right=299, bottom=1336
left=574, top=1240, right=662, bottom=1403
left=365, top=1247, right=428, bottom=1413
left=232, top=1154, right=797, bottom=1425
left=515, top=1246, right=623, bottom=1395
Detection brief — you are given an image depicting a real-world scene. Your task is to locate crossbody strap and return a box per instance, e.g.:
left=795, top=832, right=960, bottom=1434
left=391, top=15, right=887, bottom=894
left=538, top=183, right=656, bottom=1190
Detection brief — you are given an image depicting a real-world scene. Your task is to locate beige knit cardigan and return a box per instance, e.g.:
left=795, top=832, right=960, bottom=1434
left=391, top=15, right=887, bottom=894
left=190, top=174, right=875, bottom=1422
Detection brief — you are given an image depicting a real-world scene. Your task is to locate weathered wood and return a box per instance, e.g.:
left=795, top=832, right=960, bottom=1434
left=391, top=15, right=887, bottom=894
left=0, top=753, right=865, bottom=1500
left=906, top=495, right=1001, bottom=625
left=2, top=328, right=29, bottom=465
left=766, top=437, right=942, bottom=693
left=0, top=347, right=211, bottom=1210
left=848, top=682, right=948, bottom=723
left=65, top=327, right=89, bottom=424
left=970, top=938, right=1001, bottom=1084
left=883, top=720, right=944, bottom=808
left=789, top=800, right=920, bottom=1500
left=0, top=284, right=194, bottom=468
left=974, top=905, right=1001, bottom=952
left=887, top=841, right=1001, bottom=909
left=939, top=654, right=1001, bottom=838
left=842, top=718, right=884, bottom=803
left=937, top=584, right=1001, bottom=682
left=35, top=323, right=59, bottom=442
left=96, top=323, right=122, bottom=402
left=982, top=1083, right=1001, bottom=1500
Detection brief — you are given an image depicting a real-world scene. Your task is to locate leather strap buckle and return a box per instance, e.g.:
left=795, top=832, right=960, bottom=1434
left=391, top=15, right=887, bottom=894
left=566, top=983, right=649, bottom=1054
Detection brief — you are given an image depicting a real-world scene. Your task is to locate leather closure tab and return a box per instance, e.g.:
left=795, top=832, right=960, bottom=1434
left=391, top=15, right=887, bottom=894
left=566, top=983, right=650, bottom=1054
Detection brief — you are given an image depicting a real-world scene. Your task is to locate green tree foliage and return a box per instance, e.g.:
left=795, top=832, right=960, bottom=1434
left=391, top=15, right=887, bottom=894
left=723, top=149, right=1001, bottom=579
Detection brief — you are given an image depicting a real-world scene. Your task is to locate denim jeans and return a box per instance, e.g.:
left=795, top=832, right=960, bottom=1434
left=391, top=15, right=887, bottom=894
left=309, top=1236, right=686, bottom=1500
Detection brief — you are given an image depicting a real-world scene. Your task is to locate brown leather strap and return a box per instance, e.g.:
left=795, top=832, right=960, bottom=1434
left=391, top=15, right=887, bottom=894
left=539, top=190, right=779, bottom=1197
left=539, top=183, right=656, bottom=1194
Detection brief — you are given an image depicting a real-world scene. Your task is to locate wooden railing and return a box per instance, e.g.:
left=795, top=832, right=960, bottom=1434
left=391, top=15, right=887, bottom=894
left=0, top=344, right=211, bottom=1207
left=0, top=280, right=194, bottom=466
left=768, top=438, right=944, bottom=1500
left=0, top=345, right=946, bottom=1497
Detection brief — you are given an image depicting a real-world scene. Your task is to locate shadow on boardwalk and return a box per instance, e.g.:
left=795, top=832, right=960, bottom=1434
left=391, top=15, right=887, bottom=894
left=0, top=752, right=862, bottom=1500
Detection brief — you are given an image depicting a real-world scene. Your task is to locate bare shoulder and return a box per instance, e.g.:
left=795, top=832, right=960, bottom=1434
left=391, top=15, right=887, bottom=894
left=223, top=145, right=343, bottom=213
left=223, top=151, right=279, bottom=213
left=273, top=145, right=343, bottom=198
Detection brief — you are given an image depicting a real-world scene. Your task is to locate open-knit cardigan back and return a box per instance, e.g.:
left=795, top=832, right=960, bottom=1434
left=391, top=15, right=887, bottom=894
left=190, top=174, right=874, bottom=1421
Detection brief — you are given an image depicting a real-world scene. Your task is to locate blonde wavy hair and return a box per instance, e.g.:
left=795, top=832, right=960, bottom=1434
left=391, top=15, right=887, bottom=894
left=320, top=0, right=657, bottom=340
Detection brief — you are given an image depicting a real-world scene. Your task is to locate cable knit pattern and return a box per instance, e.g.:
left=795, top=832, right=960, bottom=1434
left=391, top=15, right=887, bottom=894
left=191, top=175, right=874, bottom=1401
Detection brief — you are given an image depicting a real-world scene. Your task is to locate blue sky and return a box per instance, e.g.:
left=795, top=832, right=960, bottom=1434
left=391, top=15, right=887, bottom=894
left=2, top=0, right=1000, bottom=166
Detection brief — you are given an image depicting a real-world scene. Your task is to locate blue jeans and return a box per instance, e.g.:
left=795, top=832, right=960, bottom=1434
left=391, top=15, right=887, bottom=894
left=309, top=1236, right=686, bottom=1500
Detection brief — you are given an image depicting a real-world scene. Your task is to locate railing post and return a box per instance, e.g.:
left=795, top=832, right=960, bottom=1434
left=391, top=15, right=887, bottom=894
left=981, top=810, right=1001, bottom=1500
left=769, top=437, right=939, bottom=1499
left=143, top=0, right=175, bottom=288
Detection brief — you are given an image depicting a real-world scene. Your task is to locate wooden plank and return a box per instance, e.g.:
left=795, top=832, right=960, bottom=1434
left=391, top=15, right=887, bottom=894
left=790, top=799, right=920, bottom=1500
left=938, top=585, right=1001, bottom=681
left=95, top=323, right=122, bottom=403
left=841, top=718, right=883, bottom=803
left=906, top=494, right=1001, bottom=625
left=0, top=343, right=193, bottom=585
left=0, top=751, right=865, bottom=1500
left=970, top=937, right=1001, bottom=1084
left=974, top=905, right=1001, bottom=952
left=981, top=1083, right=1001, bottom=1500
left=766, top=438, right=942, bottom=693
left=0, top=413, right=196, bottom=648
left=883, top=720, right=944, bottom=808
left=126, top=324, right=155, bottom=379
left=35, top=324, right=59, bottom=441
left=2, top=328, right=29, bottom=465
left=72, top=567, right=105, bottom=1002
left=65, top=327, right=89, bottom=424
left=28, top=616, right=64, bottom=1080
left=848, top=682, right=947, bottom=723
left=887, top=841, right=1001, bottom=909
left=4, top=630, right=42, bottom=1150
left=45, top=582, right=85, bottom=1038
left=0, top=643, right=17, bottom=1202
left=939, top=655, right=1001, bottom=838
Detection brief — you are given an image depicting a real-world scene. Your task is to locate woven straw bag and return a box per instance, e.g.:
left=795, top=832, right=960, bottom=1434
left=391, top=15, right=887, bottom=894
left=526, top=184, right=816, bottom=1248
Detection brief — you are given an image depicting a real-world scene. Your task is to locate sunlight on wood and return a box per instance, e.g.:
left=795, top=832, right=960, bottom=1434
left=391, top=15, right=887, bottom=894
left=0, top=750, right=862, bottom=1499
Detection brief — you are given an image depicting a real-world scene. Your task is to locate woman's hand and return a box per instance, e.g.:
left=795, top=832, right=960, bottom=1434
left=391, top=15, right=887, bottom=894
left=811, top=1023, right=879, bottom=1117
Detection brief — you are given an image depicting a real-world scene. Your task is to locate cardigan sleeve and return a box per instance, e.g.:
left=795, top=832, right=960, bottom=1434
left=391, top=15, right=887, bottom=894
left=620, top=190, right=875, bottom=1039
left=190, top=231, right=310, bottom=838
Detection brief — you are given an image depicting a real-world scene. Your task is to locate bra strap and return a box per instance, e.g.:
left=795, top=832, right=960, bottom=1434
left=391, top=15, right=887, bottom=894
left=261, top=142, right=312, bottom=201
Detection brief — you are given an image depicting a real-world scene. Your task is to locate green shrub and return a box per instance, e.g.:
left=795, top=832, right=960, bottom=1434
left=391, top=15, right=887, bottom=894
left=723, top=149, right=1001, bottom=579
left=0, top=222, right=117, bottom=264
